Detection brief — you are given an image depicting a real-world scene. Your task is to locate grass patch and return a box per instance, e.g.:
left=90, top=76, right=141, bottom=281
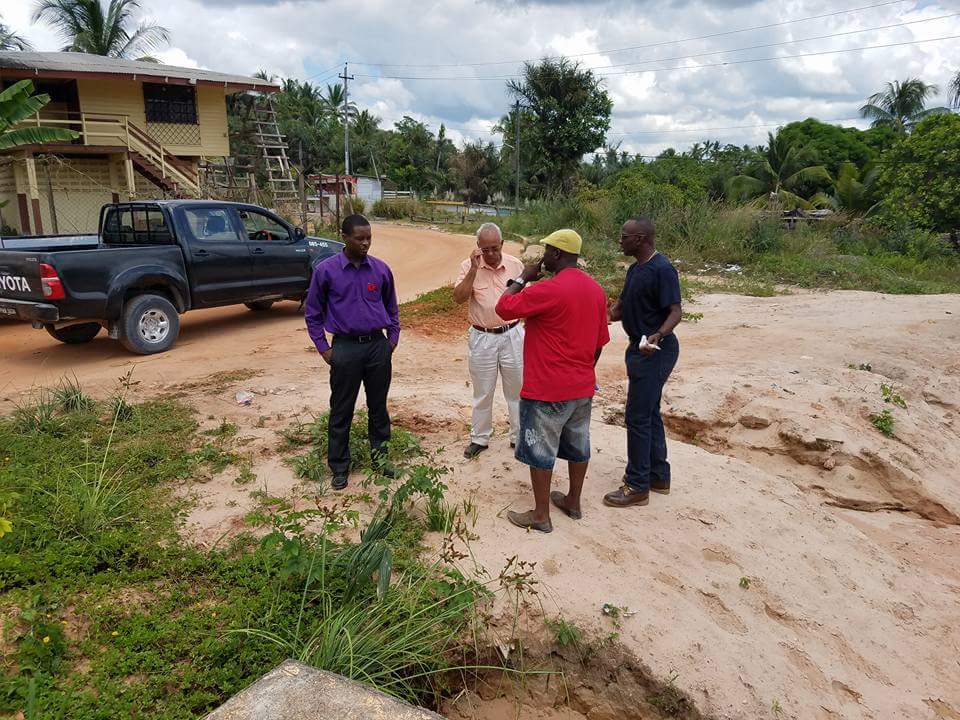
left=176, top=369, right=263, bottom=396
left=500, top=198, right=960, bottom=296
left=281, top=410, right=422, bottom=485
left=0, top=381, right=483, bottom=718
left=398, top=285, right=466, bottom=333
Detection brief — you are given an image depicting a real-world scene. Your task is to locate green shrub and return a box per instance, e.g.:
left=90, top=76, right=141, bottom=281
left=371, top=199, right=421, bottom=219
left=870, top=408, right=895, bottom=437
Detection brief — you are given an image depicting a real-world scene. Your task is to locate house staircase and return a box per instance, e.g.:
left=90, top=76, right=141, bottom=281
left=252, top=99, right=298, bottom=203
left=18, top=110, right=203, bottom=198
left=124, top=120, right=201, bottom=198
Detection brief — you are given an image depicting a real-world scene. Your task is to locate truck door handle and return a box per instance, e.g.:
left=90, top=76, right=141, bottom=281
left=251, top=247, right=265, bottom=255
left=193, top=249, right=209, bottom=257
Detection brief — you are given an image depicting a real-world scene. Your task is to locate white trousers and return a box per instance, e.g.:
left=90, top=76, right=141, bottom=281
left=468, top=324, right=524, bottom=446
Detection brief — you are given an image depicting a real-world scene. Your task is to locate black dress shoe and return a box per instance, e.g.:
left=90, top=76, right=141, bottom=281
left=463, top=442, right=488, bottom=458
left=332, top=474, right=348, bottom=490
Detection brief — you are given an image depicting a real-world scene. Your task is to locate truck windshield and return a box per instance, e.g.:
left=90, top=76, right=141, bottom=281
left=103, top=206, right=172, bottom=245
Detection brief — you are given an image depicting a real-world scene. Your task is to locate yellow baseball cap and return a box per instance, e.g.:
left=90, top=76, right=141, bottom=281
left=540, top=228, right=582, bottom=255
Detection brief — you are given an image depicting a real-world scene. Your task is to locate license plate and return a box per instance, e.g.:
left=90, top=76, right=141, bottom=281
left=0, top=306, right=16, bottom=316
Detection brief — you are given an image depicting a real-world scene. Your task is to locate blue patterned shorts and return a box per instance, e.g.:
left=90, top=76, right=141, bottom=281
left=515, top=397, right=593, bottom=470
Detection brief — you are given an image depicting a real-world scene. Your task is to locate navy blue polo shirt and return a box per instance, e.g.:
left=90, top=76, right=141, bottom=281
left=620, top=252, right=682, bottom=340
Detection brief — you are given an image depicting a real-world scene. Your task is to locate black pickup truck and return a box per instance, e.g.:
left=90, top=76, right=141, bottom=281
left=0, top=200, right=343, bottom=354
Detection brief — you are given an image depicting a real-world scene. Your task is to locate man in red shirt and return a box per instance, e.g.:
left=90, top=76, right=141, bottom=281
left=495, top=229, right=610, bottom=533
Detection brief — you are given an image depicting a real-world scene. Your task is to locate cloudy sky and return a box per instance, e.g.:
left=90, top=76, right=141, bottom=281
left=3, top=0, right=959, bottom=156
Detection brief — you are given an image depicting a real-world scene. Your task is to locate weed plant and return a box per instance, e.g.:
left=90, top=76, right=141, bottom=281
left=0, top=381, right=487, bottom=718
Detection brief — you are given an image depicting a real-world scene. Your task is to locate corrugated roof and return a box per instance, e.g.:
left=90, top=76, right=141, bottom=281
left=0, top=51, right=279, bottom=92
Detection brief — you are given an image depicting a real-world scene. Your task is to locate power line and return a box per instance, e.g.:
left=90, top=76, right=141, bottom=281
left=303, top=62, right=344, bottom=81
left=348, top=0, right=910, bottom=68
left=608, top=116, right=868, bottom=138
left=590, top=12, right=959, bottom=73
left=354, top=33, right=960, bottom=81
left=594, top=33, right=960, bottom=79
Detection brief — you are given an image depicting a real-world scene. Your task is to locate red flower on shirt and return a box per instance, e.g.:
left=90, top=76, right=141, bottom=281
left=367, top=283, right=377, bottom=292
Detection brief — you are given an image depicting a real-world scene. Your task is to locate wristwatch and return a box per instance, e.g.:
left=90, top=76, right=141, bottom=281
left=507, top=276, right=526, bottom=288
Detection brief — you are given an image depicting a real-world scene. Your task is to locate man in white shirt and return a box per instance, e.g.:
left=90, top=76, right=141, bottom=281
left=453, top=222, right=525, bottom=458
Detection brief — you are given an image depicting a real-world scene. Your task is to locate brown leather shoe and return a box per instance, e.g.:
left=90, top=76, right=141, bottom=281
left=603, top=485, right=649, bottom=507
left=651, top=480, right=671, bottom=495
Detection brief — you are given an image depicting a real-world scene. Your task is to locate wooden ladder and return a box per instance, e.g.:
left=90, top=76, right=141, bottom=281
left=253, top=99, right=298, bottom=203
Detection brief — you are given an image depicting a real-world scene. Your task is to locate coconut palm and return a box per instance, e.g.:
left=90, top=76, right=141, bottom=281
left=0, top=16, right=33, bottom=50
left=32, top=0, right=170, bottom=60
left=727, top=131, right=832, bottom=210
left=321, top=83, right=358, bottom=121
left=950, top=70, right=960, bottom=109
left=812, top=162, right=878, bottom=215
left=352, top=110, right=380, bottom=141
left=1, top=79, right=79, bottom=150
left=859, top=78, right=948, bottom=134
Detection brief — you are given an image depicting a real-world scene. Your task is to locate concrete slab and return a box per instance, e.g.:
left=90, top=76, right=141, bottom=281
left=204, top=659, right=446, bottom=720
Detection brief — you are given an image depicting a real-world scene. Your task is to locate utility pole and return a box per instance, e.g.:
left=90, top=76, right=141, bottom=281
left=514, top=100, right=521, bottom=213
left=339, top=63, right=354, bottom=176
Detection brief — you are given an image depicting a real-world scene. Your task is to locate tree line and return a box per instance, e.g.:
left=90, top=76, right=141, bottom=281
left=4, top=1, right=960, bottom=230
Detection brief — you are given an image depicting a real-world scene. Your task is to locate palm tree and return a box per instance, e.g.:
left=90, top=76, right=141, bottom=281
left=859, top=78, right=948, bottom=134
left=321, top=83, right=357, bottom=121
left=950, top=70, right=960, bottom=109
left=352, top=110, right=380, bottom=141
left=812, top=162, right=878, bottom=215
left=0, top=16, right=33, bottom=50
left=727, top=131, right=831, bottom=210
left=32, top=0, right=170, bottom=60
left=1, top=79, right=79, bottom=150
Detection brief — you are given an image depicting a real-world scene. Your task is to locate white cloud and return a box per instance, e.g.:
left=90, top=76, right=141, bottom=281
left=5, top=0, right=960, bottom=156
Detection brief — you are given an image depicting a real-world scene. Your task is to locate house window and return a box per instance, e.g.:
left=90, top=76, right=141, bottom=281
left=143, top=83, right=198, bottom=125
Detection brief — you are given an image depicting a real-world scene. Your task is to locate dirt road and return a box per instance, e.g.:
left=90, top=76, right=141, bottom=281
left=0, top=223, right=497, bottom=398
left=3, top=225, right=960, bottom=719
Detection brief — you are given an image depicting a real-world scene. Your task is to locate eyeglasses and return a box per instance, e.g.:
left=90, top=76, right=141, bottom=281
left=478, top=246, right=501, bottom=254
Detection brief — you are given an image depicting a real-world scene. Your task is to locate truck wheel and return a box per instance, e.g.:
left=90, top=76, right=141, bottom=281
left=119, top=294, right=180, bottom=355
left=45, top=322, right=102, bottom=344
left=244, top=300, right=275, bottom=311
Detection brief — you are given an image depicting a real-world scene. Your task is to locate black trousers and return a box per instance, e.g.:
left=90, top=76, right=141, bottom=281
left=327, top=334, right=392, bottom=475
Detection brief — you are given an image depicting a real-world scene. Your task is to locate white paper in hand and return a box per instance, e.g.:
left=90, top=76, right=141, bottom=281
left=639, top=335, right=661, bottom=351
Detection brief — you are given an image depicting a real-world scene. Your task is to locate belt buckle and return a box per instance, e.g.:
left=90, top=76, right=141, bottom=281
left=358, top=333, right=373, bottom=343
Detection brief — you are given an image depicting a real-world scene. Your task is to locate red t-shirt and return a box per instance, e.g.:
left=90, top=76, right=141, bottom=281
left=496, top=268, right=610, bottom=402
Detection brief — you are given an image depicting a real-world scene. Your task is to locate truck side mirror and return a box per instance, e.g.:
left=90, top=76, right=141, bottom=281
left=294, top=227, right=306, bottom=240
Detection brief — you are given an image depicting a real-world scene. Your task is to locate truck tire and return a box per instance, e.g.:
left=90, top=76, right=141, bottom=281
left=244, top=300, right=275, bottom=311
left=45, top=322, right=102, bottom=344
left=118, top=294, right=180, bottom=355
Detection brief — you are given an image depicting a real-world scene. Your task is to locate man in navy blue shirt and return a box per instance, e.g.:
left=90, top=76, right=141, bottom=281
left=604, top=217, right=682, bottom=508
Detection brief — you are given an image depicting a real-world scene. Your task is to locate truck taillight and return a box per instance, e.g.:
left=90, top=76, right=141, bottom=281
left=39, top=263, right=65, bottom=300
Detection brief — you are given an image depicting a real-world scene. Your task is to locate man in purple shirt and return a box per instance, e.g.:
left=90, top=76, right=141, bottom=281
left=305, top=214, right=400, bottom=489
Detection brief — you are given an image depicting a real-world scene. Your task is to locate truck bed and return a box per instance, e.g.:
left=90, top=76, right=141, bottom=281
left=0, top=234, right=100, bottom=251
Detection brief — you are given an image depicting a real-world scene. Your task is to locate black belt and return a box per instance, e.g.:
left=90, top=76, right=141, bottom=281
left=333, top=330, right=385, bottom=343
left=472, top=321, right=519, bottom=335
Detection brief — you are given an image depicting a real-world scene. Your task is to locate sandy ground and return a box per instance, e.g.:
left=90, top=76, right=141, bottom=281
left=3, top=224, right=959, bottom=719
left=0, top=223, right=508, bottom=397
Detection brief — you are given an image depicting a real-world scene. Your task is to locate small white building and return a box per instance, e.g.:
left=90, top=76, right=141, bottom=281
left=354, top=175, right=382, bottom=206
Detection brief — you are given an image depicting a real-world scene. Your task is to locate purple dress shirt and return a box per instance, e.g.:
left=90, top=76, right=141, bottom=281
left=304, top=252, right=400, bottom=353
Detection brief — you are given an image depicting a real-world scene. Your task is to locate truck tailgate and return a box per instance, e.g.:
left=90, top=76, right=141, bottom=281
left=0, top=251, right=45, bottom=303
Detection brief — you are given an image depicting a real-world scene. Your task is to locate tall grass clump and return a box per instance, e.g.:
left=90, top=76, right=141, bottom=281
left=502, top=181, right=960, bottom=296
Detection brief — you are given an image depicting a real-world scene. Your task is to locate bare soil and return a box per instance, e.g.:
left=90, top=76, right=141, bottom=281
left=3, top=224, right=959, bottom=720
